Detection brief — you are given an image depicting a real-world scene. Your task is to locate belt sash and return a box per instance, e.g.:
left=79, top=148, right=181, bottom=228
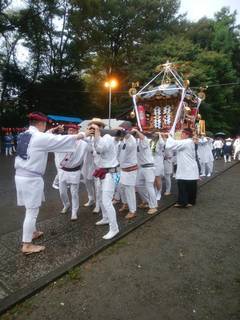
left=121, top=164, right=138, bottom=172
left=61, top=164, right=82, bottom=172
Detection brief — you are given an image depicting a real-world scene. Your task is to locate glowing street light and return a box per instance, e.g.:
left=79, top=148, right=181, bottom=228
left=104, top=78, right=118, bottom=129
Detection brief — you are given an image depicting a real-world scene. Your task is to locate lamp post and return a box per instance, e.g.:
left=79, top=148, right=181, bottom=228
left=104, top=79, right=118, bottom=129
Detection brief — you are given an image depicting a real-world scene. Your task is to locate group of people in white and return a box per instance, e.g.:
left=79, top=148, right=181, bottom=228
left=213, top=136, right=240, bottom=162
left=14, top=112, right=239, bottom=255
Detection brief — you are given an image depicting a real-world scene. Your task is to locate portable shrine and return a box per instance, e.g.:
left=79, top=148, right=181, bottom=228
left=132, top=61, right=202, bottom=135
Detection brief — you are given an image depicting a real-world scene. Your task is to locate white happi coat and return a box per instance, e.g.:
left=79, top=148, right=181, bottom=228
left=94, top=134, right=119, bottom=191
left=119, top=135, right=138, bottom=186
left=152, top=138, right=164, bottom=176
left=213, top=140, right=223, bottom=149
left=137, top=137, right=155, bottom=183
left=58, top=139, right=88, bottom=184
left=233, top=138, right=240, bottom=154
left=198, top=137, right=214, bottom=163
left=166, top=136, right=199, bottom=180
left=15, top=126, right=78, bottom=208
left=164, top=147, right=174, bottom=175
left=94, top=134, right=119, bottom=169
left=82, top=137, right=97, bottom=180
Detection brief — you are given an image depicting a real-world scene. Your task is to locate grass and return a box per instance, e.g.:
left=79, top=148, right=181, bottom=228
left=67, top=266, right=81, bottom=281
left=105, top=239, right=130, bottom=255
left=0, top=301, right=33, bottom=320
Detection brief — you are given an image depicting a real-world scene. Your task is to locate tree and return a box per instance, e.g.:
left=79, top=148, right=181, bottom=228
left=1, top=1, right=240, bottom=133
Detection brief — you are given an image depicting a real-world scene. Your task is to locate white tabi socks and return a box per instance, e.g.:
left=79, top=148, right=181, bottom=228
left=102, top=229, right=119, bottom=240
left=155, top=187, right=161, bottom=201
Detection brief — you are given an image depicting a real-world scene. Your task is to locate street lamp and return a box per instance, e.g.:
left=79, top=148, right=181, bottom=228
left=104, top=79, right=118, bottom=129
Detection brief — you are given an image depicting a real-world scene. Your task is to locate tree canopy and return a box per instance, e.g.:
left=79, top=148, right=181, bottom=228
left=0, top=0, right=239, bottom=134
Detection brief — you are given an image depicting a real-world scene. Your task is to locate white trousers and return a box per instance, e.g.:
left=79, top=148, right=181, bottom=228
left=99, top=173, right=119, bottom=232
left=136, top=167, right=157, bottom=208
left=94, top=177, right=101, bottom=210
left=164, top=174, right=172, bottom=193
left=22, top=208, right=39, bottom=243
left=52, top=173, right=59, bottom=186
left=201, top=161, right=213, bottom=175
left=5, top=147, right=12, bottom=156
left=120, top=184, right=136, bottom=213
left=224, top=155, right=232, bottom=162
left=233, top=148, right=240, bottom=160
left=59, top=181, right=80, bottom=215
left=113, top=183, right=121, bottom=201
left=85, top=179, right=95, bottom=202
left=137, top=183, right=157, bottom=208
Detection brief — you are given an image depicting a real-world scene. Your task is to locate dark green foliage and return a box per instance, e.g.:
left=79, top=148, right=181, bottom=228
left=0, top=1, right=239, bottom=133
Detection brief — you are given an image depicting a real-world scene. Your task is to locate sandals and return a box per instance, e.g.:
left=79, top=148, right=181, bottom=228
left=125, top=212, right=136, bottom=220
left=173, top=203, right=183, bottom=208
left=119, top=205, right=128, bottom=212
left=138, top=203, right=148, bottom=209
left=22, top=244, right=45, bottom=255
left=32, top=231, right=44, bottom=240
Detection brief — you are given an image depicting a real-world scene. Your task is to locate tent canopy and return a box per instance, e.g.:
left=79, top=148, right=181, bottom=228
left=48, top=114, right=82, bottom=123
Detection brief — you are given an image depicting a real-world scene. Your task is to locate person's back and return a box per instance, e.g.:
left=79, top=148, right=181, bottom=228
left=15, top=112, right=83, bottom=255
left=165, top=129, right=199, bottom=208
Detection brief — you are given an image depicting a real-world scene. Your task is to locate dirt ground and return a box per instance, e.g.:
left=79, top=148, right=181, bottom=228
left=1, top=163, right=240, bottom=320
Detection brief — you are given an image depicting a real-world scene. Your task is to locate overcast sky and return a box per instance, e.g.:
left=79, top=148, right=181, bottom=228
left=9, top=0, right=240, bottom=23
left=180, top=0, right=240, bottom=23
left=9, top=0, right=240, bottom=63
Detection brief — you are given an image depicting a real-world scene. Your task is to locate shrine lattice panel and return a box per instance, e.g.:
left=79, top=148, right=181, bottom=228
left=140, top=98, right=179, bottom=131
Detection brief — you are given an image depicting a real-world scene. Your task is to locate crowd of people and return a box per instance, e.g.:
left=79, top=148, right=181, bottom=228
left=13, top=112, right=240, bottom=255
left=1, top=128, right=25, bottom=156
left=213, top=136, right=240, bottom=162
left=2, top=132, right=16, bottom=156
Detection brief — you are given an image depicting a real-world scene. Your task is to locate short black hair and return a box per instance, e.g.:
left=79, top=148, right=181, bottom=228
left=183, top=128, right=193, bottom=137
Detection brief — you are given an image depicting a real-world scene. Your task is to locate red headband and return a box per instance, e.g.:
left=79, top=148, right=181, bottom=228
left=28, top=113, right=48, bottom=122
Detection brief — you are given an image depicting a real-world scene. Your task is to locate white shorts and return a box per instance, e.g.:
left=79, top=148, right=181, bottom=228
left=58, top=169, right=81, bottom=184
left=136, top=167, right=155, bottom=185
left=120, top=170, right=137, bottom=186
left=15, top=175, right=45, bottom=208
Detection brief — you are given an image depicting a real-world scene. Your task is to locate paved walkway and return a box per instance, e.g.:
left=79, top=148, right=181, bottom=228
left=0, top=159, right=238, bottom=314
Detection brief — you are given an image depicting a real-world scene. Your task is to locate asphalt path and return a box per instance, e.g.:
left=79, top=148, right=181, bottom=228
left=1, top=159, right=239, bottom=320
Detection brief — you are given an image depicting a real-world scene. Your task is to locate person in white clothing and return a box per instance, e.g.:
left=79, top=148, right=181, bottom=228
left=134, top=129, right=158, bottom=215
left=165, top=128, right=199, bottom=208
left=198, top=135, right=214, bottom=177
left=163, top=147, right=174, bottom=195
left=150, top=133, right=165, bottom=200
left=233, top=136, right=240, bottom=160
left=118, top=132, right=138, bottom=220
left=15, top=112, right=85, bottom=255
left=223, top=138, right=233, bottom=162
left=58, top=124, right=88, bottom=220
left=82, top=137, right=98, bottom=208
left=51, top=126, right=65, bottom=189
left=87, top=124, right=119, bottom=240
left=213, top=138, right=223, bottom=159
left=82, top=119, right=106, bottom=210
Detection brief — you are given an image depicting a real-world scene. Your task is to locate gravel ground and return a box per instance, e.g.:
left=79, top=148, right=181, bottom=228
left=1, top=163, right=240, bottom=320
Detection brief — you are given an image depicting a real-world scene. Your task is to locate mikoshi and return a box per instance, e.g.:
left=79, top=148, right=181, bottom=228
left=132, top=61, right=205, bottom=136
